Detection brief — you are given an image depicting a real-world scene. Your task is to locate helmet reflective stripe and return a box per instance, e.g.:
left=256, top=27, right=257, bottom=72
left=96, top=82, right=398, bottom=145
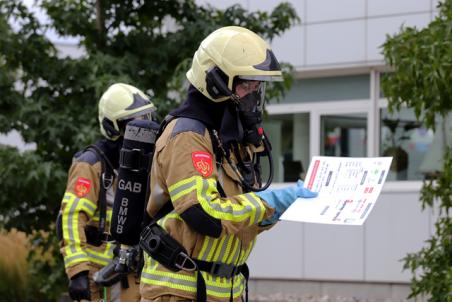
left=98, top=83, right=155, bottom=140
left=186, top=26, right=283, bottom=102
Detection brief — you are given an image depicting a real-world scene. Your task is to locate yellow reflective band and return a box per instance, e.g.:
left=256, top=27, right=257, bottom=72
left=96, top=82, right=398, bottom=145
left=198, top=236, right=215, bottom=261
left=168, top=176, right=197, bottom=203
left=64, top=251, right=90, bottom=268
left=225, top=238, right=240, bottom=264
left=62, top=194, right=86, bottom=256
left=165, top=212, right=183, bottom=222
left=86, top=242, right=114, bottom=266
left=205, top=237, right=220, bottom=261
left=169, top=175, right=265, bottom=225
left=62, top=192, right=113, bottom=267
left=239, top=193, right=266, bottom=224
left=63, top=192, right=97, bottom=216
left=220, top=235, right=235, bottom=263
left=106, top=208, right=112, bottom=221
left=212, top=235, right=229, bottom=263
left=239, top=239, right=256, bottom=265
left=196, top=178, right=253, bottom=223
left=141, top=269, right=245, bottom=298
left=142, top=254, right=245, bottom=298
left=157, top=212, right=170, bottom=229
left=157, top=211, right=183, bottom=232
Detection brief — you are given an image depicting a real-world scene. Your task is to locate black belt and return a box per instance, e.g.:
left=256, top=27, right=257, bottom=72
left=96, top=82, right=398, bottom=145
left=195, top=259, right=244, bottom=278
left=192, top=259, right=249, bottom=302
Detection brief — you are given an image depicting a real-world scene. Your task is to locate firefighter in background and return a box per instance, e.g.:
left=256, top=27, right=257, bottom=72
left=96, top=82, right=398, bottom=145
left=139, top=26, right=317, bottom=302
left=57, top=83, right=155, bottom=301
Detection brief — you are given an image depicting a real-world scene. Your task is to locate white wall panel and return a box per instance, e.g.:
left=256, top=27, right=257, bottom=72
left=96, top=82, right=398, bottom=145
left=249, top=0, right=304, bottom=17
left=364, top=192, right=430, bottom=282
left=196, top=0, right=248, bottom=10
left=367, top=13, right=431, bottom=61
left=306, top=0, right=365, bottom=23
left=306, top=20, right=365, bottom=65
left=248, top=221, right=304, bottom=278
left=271, top=25, right=304, bottom=67
left=304, top=224, right=364, bottom=280
left=367, top=0, right=431, bottom=16
left=431, top=9, right=440, bottom=20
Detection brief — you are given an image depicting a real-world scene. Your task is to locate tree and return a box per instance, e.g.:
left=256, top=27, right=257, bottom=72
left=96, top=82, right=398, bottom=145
left=0, top=0, right=298, bottom=232
left=381, top=0, right=452, bottom=301
left=0, top=0, right=299, bottom=299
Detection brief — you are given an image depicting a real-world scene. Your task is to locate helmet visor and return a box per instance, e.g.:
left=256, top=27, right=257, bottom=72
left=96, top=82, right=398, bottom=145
left=117, top=107, right=155, bottom=122
left=237, top=74, right=283, bottom=82
left=116, top=107, right=155, bottom=134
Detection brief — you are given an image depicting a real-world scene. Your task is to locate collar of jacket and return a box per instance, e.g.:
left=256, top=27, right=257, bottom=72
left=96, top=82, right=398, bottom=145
left=170, top=85, right=244, bottom=149
left=95, top=138, right=122, bottom=170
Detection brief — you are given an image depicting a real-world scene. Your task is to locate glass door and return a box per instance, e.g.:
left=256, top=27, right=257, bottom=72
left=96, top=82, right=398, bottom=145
left=320, top=113, right=367, bottom=157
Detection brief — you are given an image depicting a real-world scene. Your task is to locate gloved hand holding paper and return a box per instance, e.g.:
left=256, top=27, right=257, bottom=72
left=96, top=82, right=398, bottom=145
left=280, top=156, right=392, bottom=225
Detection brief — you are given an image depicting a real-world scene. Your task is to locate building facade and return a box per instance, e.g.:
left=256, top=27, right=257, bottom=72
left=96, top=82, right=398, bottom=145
left=196, top=0, right=442, bottom=300
left=2, top=0, right=444, bottom=300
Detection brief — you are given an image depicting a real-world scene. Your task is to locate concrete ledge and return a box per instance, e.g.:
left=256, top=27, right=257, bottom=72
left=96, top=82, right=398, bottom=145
left=248, top=279, right=424, bottom=301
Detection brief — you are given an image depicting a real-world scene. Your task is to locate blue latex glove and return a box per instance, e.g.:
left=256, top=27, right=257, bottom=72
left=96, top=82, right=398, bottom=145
left=256, top=180, right=317, bottom=225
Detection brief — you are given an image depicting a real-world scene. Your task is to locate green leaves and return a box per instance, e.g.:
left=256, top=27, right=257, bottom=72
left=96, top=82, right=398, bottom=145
left=404, top=148, right=452, bottom=302
left=382, top=1, right=452, bottom=300
left=381, top=0, right=452, bottom=130
left=0, top=147, right=67, bottom=232
left=0, top=2, right=299, bottom=298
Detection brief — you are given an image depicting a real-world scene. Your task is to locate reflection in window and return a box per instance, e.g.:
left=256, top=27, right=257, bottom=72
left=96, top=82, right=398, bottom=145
left=262, top=114, right=310, bottom=182
left=380, top=108, right=434, bottom=181
left=321, top=114, right=367, bottom=157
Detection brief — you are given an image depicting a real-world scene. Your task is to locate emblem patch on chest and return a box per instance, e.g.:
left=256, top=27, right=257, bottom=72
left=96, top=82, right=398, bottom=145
left=74, top=177, right=92, bottom=197
left=192, top=151, right=213, bottom=178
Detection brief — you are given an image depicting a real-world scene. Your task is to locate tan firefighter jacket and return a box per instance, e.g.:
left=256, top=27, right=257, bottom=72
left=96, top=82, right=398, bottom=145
left=58, top=147, right=116, bottom=278
left=140, top=117, right=274, bottom=302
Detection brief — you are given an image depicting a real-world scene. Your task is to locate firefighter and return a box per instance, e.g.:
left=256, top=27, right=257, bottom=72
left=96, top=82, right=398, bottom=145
left=57, top=83, right=155, bottom=301
left=139, top=26, right=317, bottom=302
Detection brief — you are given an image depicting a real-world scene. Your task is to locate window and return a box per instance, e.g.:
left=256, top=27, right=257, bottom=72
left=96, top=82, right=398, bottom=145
left=321, top=113, right=367, bottom=157
left=380, top=108, right=434, bottom=181
left=268, top=74, right=370, bottom=104
left=262, top=113, right=310, bottom=182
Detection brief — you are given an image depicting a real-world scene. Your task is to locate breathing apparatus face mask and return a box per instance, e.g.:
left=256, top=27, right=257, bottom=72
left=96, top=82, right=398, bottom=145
left=235, top=80, right=266, bottom=146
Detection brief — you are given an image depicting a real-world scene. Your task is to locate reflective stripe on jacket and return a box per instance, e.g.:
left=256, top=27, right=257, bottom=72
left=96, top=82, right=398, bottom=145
left=59, top=151, right=115, bottom=278
left=141, top=117, right=274, bottom=302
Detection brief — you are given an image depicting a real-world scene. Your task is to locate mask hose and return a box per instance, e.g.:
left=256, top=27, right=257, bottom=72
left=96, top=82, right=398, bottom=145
left=211, top=130, right=274, bottom=192
left=241, top=131, right=273, bottom=192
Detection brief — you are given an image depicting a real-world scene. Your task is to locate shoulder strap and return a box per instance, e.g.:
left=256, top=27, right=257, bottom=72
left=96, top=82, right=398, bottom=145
left=84, top=144, right=115, bottom=238
left=207, top=129, right=228, bottom=198
left=157, top=114, right=176, bottom=139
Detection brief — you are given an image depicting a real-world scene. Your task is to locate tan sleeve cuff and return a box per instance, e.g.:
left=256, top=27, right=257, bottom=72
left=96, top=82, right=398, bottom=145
left=257, top=223, right=275, bottom=233
left=66, top=262, right=91, bottom=279
left=257, top=198, right=277, bottom=232
left=259, top=198, right=275, bottom=220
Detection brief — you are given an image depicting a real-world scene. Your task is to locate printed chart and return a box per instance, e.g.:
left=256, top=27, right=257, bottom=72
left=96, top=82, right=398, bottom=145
left=280, top=156, right=392, bottom=225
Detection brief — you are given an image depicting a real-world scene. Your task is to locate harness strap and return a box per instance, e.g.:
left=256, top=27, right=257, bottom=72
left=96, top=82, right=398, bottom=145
left=193, top=260, right=249, bottom=302
left=85, top=144, right=115, bottom=242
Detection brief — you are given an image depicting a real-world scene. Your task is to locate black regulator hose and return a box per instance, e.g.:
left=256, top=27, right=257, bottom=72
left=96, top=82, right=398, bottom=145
left=242, top=131, right=274, bottom=192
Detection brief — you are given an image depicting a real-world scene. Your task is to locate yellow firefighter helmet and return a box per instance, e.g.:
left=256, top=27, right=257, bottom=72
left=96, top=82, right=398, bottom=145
left=98, top=83, right=155, bottom=140
left=186, top=26, right=283, bottom=102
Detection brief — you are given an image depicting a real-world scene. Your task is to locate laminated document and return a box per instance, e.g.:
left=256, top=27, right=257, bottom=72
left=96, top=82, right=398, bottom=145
left=280, top=156, right=392, bottom=225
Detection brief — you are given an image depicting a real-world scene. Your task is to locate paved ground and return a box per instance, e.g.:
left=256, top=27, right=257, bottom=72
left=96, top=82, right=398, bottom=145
left=250, top=295, right=409, bottom=302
